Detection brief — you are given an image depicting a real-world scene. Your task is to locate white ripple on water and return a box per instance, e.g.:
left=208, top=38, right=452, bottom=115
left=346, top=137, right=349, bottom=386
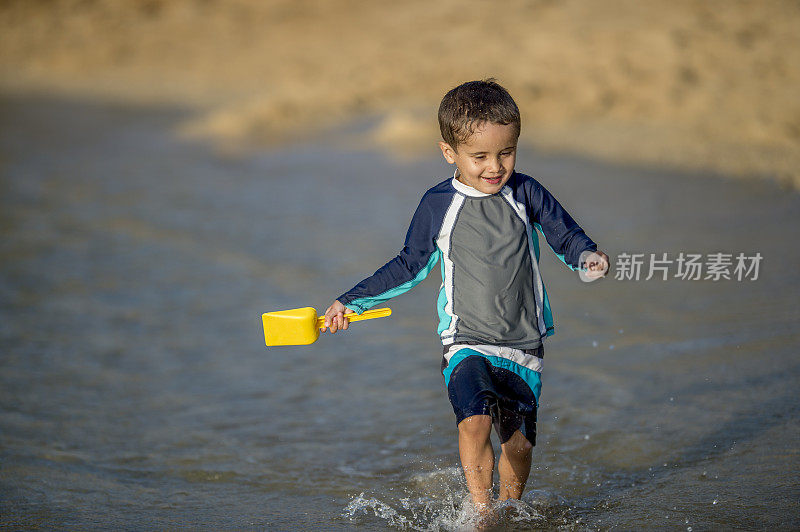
left=341, top=467, right=571, bottom=530
left=342, top=491, right=475, bottom=531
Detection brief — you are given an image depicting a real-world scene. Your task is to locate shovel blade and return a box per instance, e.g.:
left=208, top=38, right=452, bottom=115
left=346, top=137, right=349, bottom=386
left=262, top=306, right=321, bottom=346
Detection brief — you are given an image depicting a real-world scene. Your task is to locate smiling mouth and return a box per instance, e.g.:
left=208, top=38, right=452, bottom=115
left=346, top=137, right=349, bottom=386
left=482, top=176, right=503, bottom=184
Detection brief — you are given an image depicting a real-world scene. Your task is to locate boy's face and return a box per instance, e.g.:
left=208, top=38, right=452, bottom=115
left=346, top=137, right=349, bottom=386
left=439, top=122, right=518, bottom=195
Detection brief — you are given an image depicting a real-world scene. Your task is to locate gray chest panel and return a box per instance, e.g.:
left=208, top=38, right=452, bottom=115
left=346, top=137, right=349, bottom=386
left=449, top=195, right=541, bottom=347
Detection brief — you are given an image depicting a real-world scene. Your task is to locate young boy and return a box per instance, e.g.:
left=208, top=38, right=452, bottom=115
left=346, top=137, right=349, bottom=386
left=323, top=79, right=609, bottom=512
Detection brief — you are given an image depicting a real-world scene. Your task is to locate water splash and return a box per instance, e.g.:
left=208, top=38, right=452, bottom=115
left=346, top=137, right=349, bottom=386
left=342, top=467, right=476, bottom=532
left=342, top=491, right=477, bottom=531
left=342, top=468, right=566, bottom=530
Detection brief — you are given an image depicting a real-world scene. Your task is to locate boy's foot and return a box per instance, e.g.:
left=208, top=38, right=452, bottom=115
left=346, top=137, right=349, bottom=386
left=473, top=500, right=498, bottom=530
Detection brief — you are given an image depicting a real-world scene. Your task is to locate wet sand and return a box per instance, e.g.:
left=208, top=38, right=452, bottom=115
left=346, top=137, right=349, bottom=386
left=1, top=94, right=798, bottom=529
left=1, top=0, right=799, bottom=186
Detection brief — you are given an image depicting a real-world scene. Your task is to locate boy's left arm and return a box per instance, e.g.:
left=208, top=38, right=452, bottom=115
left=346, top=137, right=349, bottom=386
left=580, top=249, right=610, bottom=280
left=523, top=176, right=609, bottom=278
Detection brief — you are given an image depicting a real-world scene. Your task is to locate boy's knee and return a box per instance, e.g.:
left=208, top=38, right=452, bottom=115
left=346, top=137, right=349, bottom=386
left=502, top=431, right=533, bottom=456
left=458, top=414, right=493, bottom=440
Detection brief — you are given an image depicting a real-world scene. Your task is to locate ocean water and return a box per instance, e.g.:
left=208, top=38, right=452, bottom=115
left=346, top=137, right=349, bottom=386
left=1, top=95, right=798, bottom=530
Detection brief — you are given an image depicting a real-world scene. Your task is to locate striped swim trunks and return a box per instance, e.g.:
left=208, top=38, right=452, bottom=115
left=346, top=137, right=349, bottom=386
left=442, top=344, right=543, bottom=445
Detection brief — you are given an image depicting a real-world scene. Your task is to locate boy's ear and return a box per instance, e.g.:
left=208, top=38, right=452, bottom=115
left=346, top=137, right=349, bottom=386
left=438, top=141, right=457, bottom=164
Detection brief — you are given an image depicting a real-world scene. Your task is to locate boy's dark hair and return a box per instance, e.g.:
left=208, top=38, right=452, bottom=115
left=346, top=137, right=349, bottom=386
left=438, top=78, right=521, bottom=151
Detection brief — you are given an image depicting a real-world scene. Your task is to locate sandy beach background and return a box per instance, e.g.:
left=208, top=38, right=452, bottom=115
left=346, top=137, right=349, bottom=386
left=2, top=0, right=798, bottom=187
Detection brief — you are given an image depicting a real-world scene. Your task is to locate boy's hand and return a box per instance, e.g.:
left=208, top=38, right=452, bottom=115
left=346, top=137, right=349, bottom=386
left=579, top=250, right=610, bottom=282
left=323, top=300, right=354, bottom=333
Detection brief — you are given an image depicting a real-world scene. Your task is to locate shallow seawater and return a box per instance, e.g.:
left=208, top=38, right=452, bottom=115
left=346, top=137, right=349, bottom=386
left=1, top=95, right=798, bottom=530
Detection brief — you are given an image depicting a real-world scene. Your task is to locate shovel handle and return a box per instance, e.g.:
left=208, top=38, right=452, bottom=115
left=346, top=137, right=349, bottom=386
left=316, top=307, right=392, bottom=329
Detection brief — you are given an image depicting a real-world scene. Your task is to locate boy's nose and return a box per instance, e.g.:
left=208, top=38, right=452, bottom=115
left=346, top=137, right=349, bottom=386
left=488, top=157, right=502, bottom=172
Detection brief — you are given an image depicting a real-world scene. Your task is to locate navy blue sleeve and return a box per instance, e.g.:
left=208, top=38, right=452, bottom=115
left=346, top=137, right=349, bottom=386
left=518, top=173, right=597, bottom=270
left=336, top=186, right=450, bottom=313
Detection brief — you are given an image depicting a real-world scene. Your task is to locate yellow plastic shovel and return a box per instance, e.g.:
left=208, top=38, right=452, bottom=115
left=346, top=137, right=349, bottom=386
left=262, top=306, right=392, bottom=347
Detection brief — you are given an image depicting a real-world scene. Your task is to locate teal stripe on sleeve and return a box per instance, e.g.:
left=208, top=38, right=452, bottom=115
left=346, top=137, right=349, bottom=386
left=346, top=249, right=441, bottom=313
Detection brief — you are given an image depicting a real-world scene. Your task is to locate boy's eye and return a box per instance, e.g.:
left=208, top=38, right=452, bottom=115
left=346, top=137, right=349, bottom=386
left=473, top=155, right=486, bottom=160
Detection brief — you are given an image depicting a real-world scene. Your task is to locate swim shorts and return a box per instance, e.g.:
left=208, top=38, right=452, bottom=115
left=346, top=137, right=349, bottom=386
left=442, top=344, right=543, bottom=445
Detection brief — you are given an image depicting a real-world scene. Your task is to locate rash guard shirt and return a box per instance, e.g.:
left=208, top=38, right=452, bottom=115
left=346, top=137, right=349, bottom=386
left=336, top=171, right=597, bottom=348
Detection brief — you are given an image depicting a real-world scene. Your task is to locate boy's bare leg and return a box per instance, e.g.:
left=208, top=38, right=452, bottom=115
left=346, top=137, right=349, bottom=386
left=497, top=430, right=533, bottom=500
left=458, top=414, right=495, bottom=511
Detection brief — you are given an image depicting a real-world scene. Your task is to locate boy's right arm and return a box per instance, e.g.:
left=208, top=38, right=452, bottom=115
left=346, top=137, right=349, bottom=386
left=322, top=190, right=444, bottom=334
left=322, top=300, right=353, bottom=334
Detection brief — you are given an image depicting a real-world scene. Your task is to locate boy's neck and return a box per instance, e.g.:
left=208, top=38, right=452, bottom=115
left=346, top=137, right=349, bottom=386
left=452, top=169, right=490, bottom=197
left=452, top=168, right=515, bottom=197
